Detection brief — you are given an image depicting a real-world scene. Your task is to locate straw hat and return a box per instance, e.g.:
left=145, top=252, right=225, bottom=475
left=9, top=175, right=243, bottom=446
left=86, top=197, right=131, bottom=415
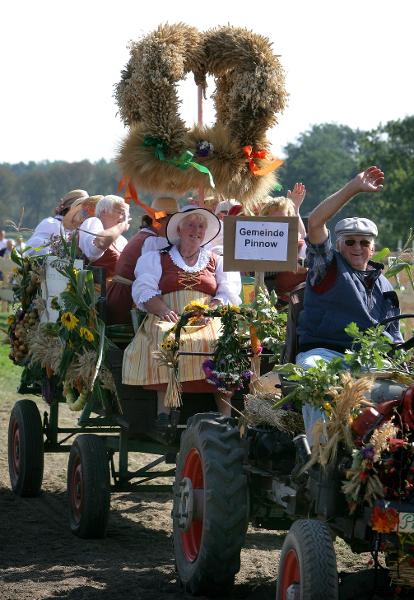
left=166, top=205, right=220, bottom=246
left=214, top=199, right=241, bottom=215
left=151, top=196, right=179, bottom=215
left=55, top=189, right=89, bottom=216
left=62, top=195, right=104, bottom=230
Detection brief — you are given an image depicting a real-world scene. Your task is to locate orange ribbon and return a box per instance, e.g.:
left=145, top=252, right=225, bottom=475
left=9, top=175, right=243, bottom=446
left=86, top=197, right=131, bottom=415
left=249, top=325, right=262, bottom=354
left=242, top=146, right=284, bottom=176
left=117, top=178, right=166, bottom=229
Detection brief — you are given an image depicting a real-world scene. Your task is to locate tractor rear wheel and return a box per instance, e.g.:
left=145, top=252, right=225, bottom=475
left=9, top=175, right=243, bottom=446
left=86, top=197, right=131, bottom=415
left=173, top=413, right=248, bottom=596
left=8, top=399, right=44, bottom=497
left=67, top=434, right=110, bottom=539
left=276, top=519, right=338, bottom=600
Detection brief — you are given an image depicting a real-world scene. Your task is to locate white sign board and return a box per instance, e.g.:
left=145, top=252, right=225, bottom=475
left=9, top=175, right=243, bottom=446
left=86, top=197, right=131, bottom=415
left=235, top=220, right=289, bottom=261
left=223, top=216, right=299, bottom=273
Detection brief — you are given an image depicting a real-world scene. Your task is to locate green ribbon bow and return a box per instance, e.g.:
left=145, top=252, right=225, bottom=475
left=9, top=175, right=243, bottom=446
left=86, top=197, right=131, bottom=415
left=143, top=136, right=215, bottom=188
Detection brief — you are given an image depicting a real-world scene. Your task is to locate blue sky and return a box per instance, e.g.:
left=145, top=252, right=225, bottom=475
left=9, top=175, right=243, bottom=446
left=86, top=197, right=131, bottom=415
left=1, top=0, right=412, bottom=163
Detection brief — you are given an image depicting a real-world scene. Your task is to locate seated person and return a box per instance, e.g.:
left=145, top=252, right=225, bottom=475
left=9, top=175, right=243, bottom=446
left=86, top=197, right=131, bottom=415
left=25, top=189, right=89, bottom=255
left=75, top=195, right=130, bottom=281
left=122, top=205, right=242, bottom=418
left=15, top=236, right=26, bottom=253
left=261, top=183, right=307, bottom=305
left=106, top=196, right=178, bottom=325
left=0, top=230, right=8, bottom=256
left=4, top=239, right=15, bottom=258
left=295, top=166, right=402, bottom=440
left=203, top=199, right=242, bottom=255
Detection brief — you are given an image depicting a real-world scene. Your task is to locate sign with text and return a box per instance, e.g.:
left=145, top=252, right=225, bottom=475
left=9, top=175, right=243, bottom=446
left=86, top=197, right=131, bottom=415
left=235, top=220, right=289, bottom=261
left=223, top=215, right=299, bottom=272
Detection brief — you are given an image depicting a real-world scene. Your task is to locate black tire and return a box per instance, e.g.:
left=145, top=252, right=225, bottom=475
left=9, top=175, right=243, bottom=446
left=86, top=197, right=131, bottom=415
left=67, top=434, right=110, bottom=539
left=173, top=413, right=248, bottom=596
left=8, top=399, right=44, bottom=497
left=276, top=519, right=338, bottom=600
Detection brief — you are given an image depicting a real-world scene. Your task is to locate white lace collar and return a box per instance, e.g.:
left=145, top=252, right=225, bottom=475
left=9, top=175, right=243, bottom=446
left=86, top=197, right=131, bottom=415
left=169, top=245, right=211, bottom=272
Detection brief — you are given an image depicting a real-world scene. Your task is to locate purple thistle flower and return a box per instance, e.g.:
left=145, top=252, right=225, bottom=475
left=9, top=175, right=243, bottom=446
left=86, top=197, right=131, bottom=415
left=361, top=446, right=375, bottom=460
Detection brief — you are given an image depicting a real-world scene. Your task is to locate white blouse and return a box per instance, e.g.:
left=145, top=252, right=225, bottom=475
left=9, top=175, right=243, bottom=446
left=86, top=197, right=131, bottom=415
left=132, top=245, right=242, bottom=310
left=25, top=216, right=66, bottom=255
left=79, top=217, right=127, bottom=260
left=138, top=229, right=170, bottom=253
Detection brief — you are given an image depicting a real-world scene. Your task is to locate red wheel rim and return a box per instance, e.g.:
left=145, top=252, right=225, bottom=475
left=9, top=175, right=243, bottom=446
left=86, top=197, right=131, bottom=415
left=70, top=456, right=83, bottom=524
left=181, top=448, right=203, bottom=562
left=279, top=549, right=300, bottom=598
left=11, top=420, right=20, bottom=479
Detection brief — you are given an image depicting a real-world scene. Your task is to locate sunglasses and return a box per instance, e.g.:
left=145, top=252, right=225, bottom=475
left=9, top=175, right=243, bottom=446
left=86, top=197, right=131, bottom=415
left=344, top=239, right=372, bottom=247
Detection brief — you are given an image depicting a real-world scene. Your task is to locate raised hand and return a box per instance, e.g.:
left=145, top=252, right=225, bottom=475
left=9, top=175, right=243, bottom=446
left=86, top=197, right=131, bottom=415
left=287, top=182, right=306, bottom=212
left=355, top=166, right=384, bottom=193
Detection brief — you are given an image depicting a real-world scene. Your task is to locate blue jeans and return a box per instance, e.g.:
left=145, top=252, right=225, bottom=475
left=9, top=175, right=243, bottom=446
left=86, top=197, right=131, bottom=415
left=296, top=348, right=345, bottom=445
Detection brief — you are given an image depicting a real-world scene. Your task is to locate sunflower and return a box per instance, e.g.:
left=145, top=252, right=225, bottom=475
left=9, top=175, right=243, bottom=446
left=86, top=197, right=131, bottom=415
left=79, top=326, right=95, bottom=343
left=61, top=312, right=79, bottom=330
left=184, top=300, right=208, bottom=312
left=228, top=304, right=241, bottom=313
left=323, top=401, right=333, bottom=417
left=161, top=336, right=177, bottom=351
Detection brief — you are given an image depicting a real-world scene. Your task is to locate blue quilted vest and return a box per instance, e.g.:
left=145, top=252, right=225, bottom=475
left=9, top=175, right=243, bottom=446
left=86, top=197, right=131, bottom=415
left=297, top=251, right=401, bottom=352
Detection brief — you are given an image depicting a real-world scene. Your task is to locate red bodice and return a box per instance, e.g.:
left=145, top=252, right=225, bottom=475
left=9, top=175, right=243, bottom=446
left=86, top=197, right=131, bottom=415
left=92, top=245, right=121, bottom=280
left=159, top=252, right=218, bottom=296
left=114, top=231, right=155, bottom=280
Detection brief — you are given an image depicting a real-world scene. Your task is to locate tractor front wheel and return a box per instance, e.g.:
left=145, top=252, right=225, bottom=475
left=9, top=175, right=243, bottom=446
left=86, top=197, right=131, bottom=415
left=276, top=519, right=338, bottom=600
left=173, top=413, right=248, bottom=596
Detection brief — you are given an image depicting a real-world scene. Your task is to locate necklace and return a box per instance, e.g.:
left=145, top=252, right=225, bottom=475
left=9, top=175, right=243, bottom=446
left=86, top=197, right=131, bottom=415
left=180, top=248, right=200, bottom=260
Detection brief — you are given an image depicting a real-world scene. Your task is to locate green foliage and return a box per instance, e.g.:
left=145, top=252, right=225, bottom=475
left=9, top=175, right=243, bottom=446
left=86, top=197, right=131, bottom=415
left=248, top=287, right=287, bottom=362
left=382, top=230, right=414, bottom=290
left=343, top=322, right=393, bottom=372
left=275, top=321, right=414, bottom=410
left=344, top=322, right=413, bottom=376
left=278, top=123, right=362, bottom=219
left=274, top=358, right=344, bottom=410
left=352, top=116, right=414, bottom=248
left=0, top=159, right=156, bottom=237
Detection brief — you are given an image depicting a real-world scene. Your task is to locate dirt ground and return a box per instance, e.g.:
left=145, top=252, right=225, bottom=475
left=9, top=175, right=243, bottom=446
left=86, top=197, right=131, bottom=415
left=0, top=394, right=400, bottom=600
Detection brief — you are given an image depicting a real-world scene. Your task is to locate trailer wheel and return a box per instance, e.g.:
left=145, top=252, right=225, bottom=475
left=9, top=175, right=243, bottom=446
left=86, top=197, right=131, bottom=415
left=276, top=519, right=338, bottom=600
left=173, top=413, right=248, bottom=596
left=8, top=399, right=44, bottom=497
left=67, top=434, right=110, bottom=539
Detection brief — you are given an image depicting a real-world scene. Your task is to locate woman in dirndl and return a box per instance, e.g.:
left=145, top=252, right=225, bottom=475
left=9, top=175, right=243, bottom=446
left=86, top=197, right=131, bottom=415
left=122, top=205, right=241, bottom=421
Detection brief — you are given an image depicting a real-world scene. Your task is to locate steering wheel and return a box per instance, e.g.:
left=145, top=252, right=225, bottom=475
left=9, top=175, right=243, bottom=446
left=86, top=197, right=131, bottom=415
left=379, top=313, right=414, bottom=352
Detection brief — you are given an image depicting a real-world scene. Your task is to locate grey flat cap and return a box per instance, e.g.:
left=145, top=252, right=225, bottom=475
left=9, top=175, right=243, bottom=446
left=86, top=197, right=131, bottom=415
left=335, top=217, right=378, bottom=238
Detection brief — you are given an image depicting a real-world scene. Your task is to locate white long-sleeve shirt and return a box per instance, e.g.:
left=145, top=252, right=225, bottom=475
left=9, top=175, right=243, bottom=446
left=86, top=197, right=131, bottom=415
left=25, top=216, right=66, bottom=255
left=79, top=217, right=127, bottom=261
left=132, top=245, right=241, bottom=310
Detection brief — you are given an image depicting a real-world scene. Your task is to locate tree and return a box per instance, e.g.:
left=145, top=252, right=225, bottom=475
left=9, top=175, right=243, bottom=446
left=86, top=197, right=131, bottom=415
left=276, top=123, right=364, bottom=223
left=351, top=116, right=414, bottom=249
